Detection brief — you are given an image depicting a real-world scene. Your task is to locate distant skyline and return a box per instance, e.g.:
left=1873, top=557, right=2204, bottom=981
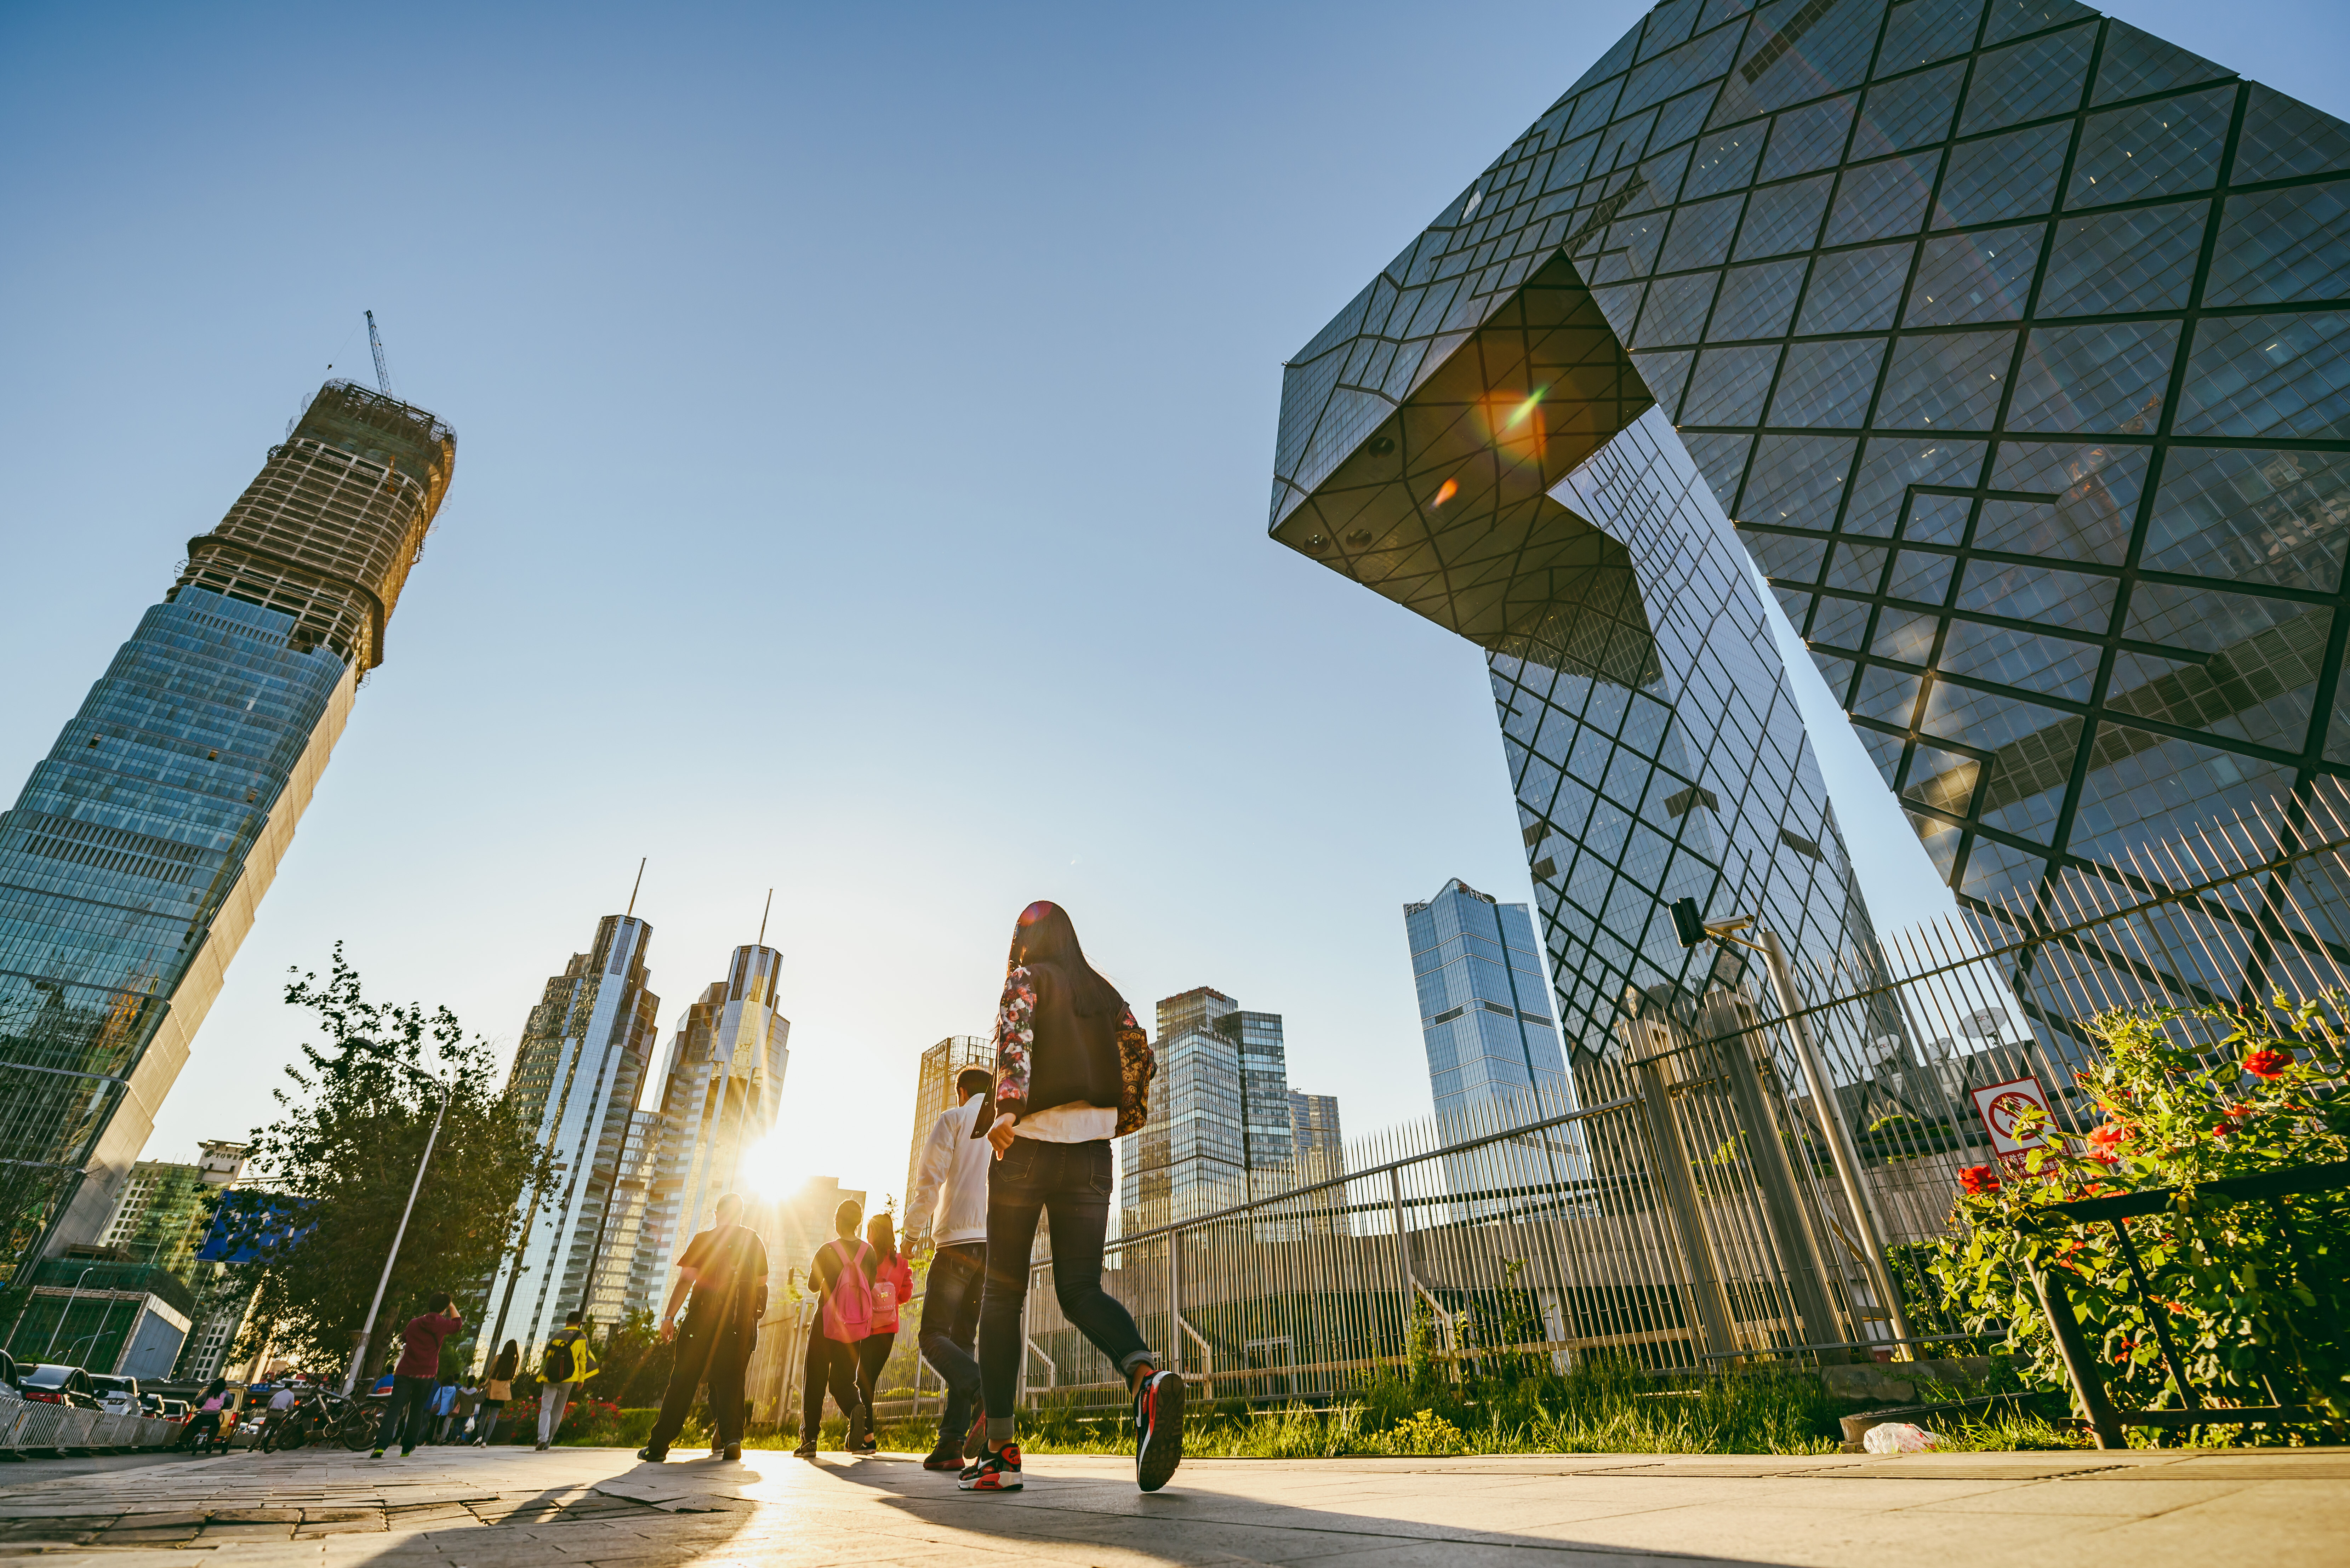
left=5, top=0, right=2343, bottom=1214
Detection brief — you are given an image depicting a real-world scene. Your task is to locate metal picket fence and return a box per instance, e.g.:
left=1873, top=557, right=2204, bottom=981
left=873, top=782, right=2350, bottom=1418
left=0, top=1396, right=177, bottom=1454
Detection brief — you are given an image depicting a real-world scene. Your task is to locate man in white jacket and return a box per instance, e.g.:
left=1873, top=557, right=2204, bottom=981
left=907, top=1065, right=994, bottom=1472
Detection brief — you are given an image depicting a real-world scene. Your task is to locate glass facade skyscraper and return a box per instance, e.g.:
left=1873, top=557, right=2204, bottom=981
left=1405, top=879, right=1572, bottom=1115
left=480, top=915, right=661, bottom=1361
left=0, top=381, right=454, bottom=1282
left=1275, top=0, right=2349, bottom=1053
left=632, top=944, right=791, bottom=1299
left=1119, top=986, right=1294, bottom=1227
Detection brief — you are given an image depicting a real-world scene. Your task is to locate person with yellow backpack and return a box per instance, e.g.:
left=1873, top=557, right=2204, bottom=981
left=534, top=1310, right=597, bottom=1450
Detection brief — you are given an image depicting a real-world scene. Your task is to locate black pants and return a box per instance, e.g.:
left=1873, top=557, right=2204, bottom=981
left=855, top=1331, right=894, bottom=1413
left=918, top=1241, right=985, bottom=1444
left=800, top=1329, right=863, bottom=1443
left=650, top=1312, right=751, bottom=1451
left=376, top=1374, right=436, bottom=1453
left=978, top=1138, right=1152, bottom=1432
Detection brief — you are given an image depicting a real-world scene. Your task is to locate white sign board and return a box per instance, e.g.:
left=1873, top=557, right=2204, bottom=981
left=1971, top=1075, right=2052, bottom=1156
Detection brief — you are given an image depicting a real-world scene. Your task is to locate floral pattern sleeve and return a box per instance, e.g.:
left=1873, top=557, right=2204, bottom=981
left=991, top=965, right=1038, bottom=1116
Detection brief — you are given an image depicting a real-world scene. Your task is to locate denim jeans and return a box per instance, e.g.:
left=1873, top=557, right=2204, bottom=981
left=376, top=1374, right=435, bottom=1452
left=977, top=1137, right=1152, bottom=1438
left=918, top=1241, right=985, bottom=1444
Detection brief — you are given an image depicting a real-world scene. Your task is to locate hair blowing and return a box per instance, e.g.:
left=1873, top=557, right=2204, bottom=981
left=1009, top=900, right=1124, bottom=1018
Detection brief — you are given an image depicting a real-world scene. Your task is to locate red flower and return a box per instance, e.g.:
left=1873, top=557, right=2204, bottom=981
left=2085, top=1122, right=2126, bottom=1163
left=2243, top=1046, right=2293, bottom=1079
left=1959, top=1164, right=2000, bottom=1196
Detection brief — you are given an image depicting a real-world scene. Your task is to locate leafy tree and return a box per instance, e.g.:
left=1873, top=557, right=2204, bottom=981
left=231, top=946, right=554, bottom=1377
left=591, top=1307, right=678, bottom=1407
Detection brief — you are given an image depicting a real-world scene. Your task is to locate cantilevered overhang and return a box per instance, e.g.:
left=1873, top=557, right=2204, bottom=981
left=1270, top=251, right=1661, bottom=685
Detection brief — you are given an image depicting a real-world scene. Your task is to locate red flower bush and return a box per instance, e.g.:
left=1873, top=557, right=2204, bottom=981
left=2244, top=1046, right=2293, bottom=1079
left=1958, top=1164, right=2000, bottom=1196
left=2085, top=1121, right=2127, bottom=1163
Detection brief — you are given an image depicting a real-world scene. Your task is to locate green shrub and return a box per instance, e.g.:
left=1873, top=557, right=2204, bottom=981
left=1928, top=998, right=2350, bottom=1440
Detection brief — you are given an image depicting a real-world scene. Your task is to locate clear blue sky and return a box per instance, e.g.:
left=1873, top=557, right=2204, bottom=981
left=3, top=1, right=2341, bottom=1210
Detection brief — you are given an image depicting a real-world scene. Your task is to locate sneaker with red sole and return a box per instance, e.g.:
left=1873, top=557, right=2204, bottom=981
left=1134, top=1369, right=1185, bottom=1493
left=920, top=1443, right=963, bottom=1472
left=963, top=1407, right=987, bottom=1459
left=958, top=1441, right=1022, bottom=1492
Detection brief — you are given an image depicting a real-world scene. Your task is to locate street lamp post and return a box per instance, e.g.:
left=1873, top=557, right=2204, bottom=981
left=1671, top=900, right=1916, bottom=1350
left=40, top=1265, right=99, bottom=1360
left=341, top=1070, right=456, bottom=1396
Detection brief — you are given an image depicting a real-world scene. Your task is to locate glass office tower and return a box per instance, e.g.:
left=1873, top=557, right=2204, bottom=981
left=1405, top=879, right=1572, bottom=1115
left=632, top=944, right=791, bottom=1301
left=1273, top=0, right=2350, bottom=1051
left=0, top=381, right=454, bottom=1282
left=1118, top=986, right=1294, bottom=1227
left=479, top=914, right=661, bottom=1362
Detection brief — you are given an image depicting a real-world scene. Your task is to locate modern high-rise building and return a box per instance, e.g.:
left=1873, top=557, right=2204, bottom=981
left=593, top=1108, right=666, bottom=1321
left=95, top=1140, right=249, bottom=1281
left=0, top=380, right=455, bottom=1282
left=631, top=944, right=791, bottom=1306
left=902, top=1034, right=990, bottom=1237
left=1287, top=1090, right=1344, bottom=1185
left=480, top=915, right=661, bottom=1360
left=1406, top=879, right=1574, bottom=1120
left=1119, top=987, right=1293, bottom=1227
left=1274, top=1, right=2350, bottom=1054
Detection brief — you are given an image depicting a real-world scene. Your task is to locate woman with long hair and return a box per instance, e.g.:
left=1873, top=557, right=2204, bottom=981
left=474, top=1341, right=519, bottom=1446
left=962, top=900, right=1182, bottom=1495
left=850, top=1211, right=914, bottom=1456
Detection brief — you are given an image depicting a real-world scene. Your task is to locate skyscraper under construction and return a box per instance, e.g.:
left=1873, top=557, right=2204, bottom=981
left=0, top=380, right=456, bottom=1283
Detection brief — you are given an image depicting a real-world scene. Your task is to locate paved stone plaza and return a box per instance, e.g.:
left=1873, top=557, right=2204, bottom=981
left=0, top=1443, right=2343, bottom=1568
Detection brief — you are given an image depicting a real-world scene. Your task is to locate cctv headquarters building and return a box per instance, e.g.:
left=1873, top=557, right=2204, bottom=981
left=1272, top=0, right=2350, bottom=1063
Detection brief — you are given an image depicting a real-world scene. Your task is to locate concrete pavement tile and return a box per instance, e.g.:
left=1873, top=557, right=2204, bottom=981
left=1555, top=1500, right=2113, bottom=1564
left=1904, top=1478, right=2251, bottom=1518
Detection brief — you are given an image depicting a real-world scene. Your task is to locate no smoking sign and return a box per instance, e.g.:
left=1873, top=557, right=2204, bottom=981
left=1972, top=1075, right=2053, bottom=1155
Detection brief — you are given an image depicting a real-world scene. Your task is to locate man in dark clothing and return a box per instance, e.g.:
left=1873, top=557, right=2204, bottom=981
left=639, top=1191, right=768, bottom=1463
left=373, top=1293, right=462, bottom=1458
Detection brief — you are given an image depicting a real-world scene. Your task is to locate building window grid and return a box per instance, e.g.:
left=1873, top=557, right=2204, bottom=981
left=1530, top=4, right=2350, bottom=913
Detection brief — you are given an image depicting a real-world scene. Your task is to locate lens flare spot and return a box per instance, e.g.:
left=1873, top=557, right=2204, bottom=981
left=1505, top=386, right=1548, bottom=429
left=1430, top=478, right=1459, bottom=508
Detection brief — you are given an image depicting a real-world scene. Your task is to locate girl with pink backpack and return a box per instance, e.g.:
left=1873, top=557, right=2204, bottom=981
left=795, top=1199, right=876, bottom=1457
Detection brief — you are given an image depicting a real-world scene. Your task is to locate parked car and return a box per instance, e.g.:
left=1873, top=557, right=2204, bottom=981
left=90, top=1374, right=141, bottom=1415
left=154, top=1397, right=190, bottom=1421
left=17, top=1365, right=101, bottom=1409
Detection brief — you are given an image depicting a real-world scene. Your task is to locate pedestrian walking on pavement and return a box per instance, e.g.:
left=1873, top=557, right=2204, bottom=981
left=794, top=1199, right=875, bottom=1458
left=639, top=1190, right=769, bottom=1463
left=373, top=1293, right=462, bottom=1458
left=907, top=1065, right=994, bottom=1471
left=476, top=1341, right=519, bottom=1446
left=856, top=1211, right=914, bottom=1440
left=963, top=900, right=1180, bottom=1495
left=428, top=1377, right=458, bottom=1443
left=535, top=1311, right=594, bottom=1449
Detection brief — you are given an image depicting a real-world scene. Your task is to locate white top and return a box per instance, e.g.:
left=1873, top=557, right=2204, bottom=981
left=1015, top=1101, right=1118, bottom=1144
left=268, top=1388, right=300, bottom=1410
left=907, top=1098, right=993, bottom=1248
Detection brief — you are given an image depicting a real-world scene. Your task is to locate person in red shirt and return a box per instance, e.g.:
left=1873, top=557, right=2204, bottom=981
left=373, top=1292, right=462, bottom=1458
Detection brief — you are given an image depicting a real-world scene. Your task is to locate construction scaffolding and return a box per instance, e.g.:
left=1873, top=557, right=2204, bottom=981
left=173, top=380, right=456, bottom=670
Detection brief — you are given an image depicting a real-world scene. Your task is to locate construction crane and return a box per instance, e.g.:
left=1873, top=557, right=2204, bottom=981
left=365, top=310, right=393, bottom=396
